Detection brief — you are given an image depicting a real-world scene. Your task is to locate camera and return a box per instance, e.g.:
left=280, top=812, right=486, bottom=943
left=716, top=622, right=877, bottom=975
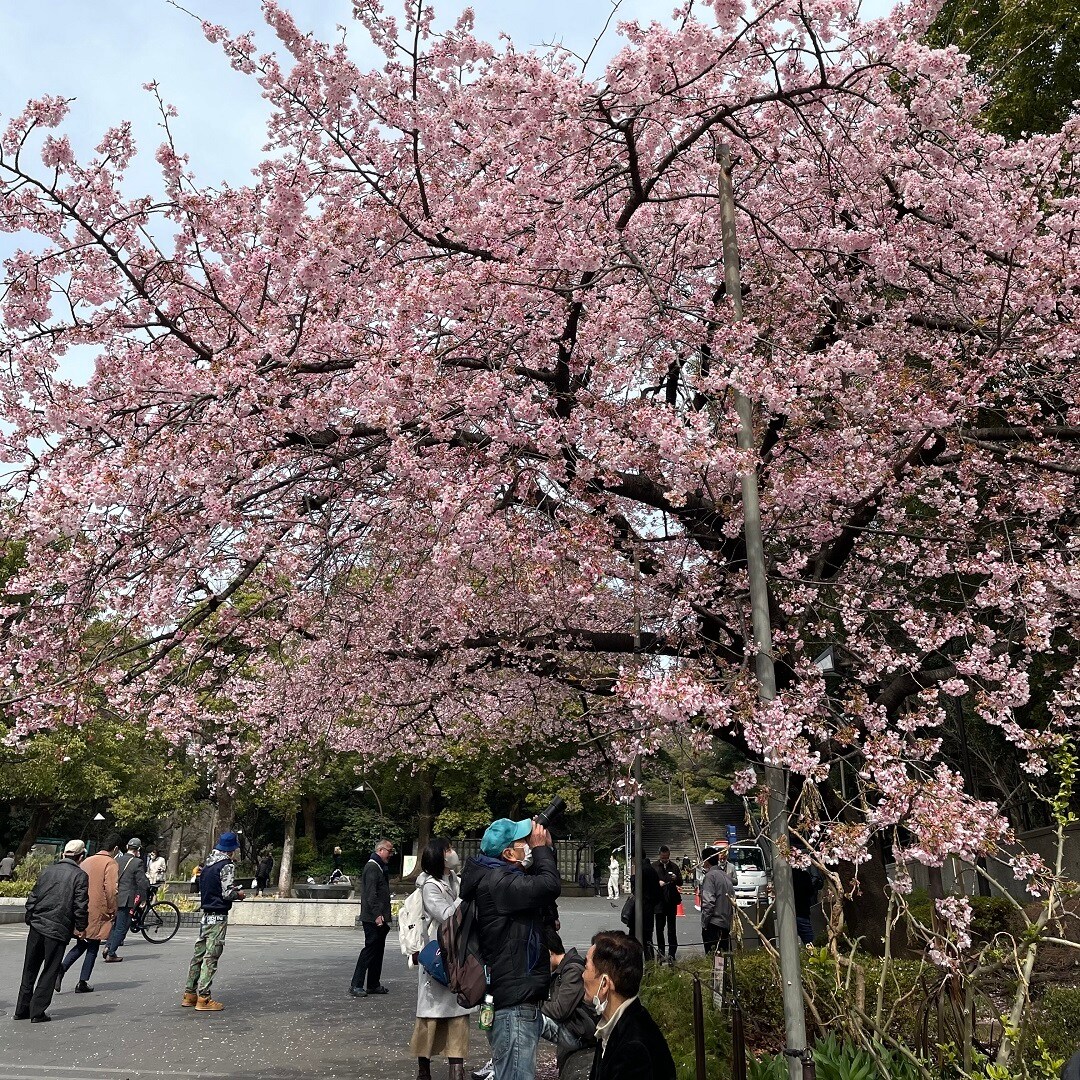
left=534, top=796, right=567, bottom=831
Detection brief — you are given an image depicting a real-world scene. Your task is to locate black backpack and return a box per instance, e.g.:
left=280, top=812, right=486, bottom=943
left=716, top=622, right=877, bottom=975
left=437, top=899, right=488, bottom=1008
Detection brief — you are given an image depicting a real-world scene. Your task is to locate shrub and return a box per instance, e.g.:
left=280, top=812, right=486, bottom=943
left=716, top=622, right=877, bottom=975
left=752, top=1034, right=926, bottom=1080
left=292, top=836, right=318, bottom=873
left=641, top=955, right=731, bottom=1080
left=1031, top=985, right=1080, bottom=1063
left=0, top=880, right=31, bottom=897
left=968, top=894, right=1017, bottom=942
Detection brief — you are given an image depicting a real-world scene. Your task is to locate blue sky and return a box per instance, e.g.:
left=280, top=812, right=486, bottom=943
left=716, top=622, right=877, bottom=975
left=0, top=0, right=898, bottom=192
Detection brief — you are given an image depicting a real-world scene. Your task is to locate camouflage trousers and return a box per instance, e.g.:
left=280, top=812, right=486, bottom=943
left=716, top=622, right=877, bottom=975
left=185, top=918, right=228, bottom=997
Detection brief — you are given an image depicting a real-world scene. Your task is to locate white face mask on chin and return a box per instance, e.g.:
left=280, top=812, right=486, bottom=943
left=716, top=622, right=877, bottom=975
left=518, top=843, right=533, bottom=870
left=445, top=851, right=461, bottom=871
left=591, top=975, right=608, bottom=1017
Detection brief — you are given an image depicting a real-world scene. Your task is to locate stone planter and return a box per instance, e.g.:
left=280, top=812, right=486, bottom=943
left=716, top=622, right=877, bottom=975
left=292, top=883, right=353, bottom=900
left=0, top=896, right=26, bottom=924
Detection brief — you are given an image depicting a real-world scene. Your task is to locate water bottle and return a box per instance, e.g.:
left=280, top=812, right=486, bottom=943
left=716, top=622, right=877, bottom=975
left=478, top=993, right=494, bottom=1032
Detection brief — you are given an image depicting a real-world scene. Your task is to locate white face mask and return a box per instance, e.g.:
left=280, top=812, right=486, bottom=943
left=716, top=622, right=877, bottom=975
left=519, top=843, right=534, bottom=870
left=591, top=975, right=608, bottom=1017
left=445, top=850, right=461, bottom=871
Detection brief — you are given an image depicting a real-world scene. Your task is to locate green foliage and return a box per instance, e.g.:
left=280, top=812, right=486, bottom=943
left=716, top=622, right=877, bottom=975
left=337, top=808, right=405, bottom=864
left=752, top=1035, right=924, bottom=1080
left=292, top=836, right=319, bottom=873
left=969, top=894, right=1018, bottom=942
left=927, top=0, right=1080, bottom=138
left=1031, top=986, right=1080, bottom=1064
left=732, top=950, right=785, bottom=1041
left=905, top=888, right=1017, bottom=944
left=0, top=879, right=31, bottom=897
left=640, top=956, right=729, bottom=1080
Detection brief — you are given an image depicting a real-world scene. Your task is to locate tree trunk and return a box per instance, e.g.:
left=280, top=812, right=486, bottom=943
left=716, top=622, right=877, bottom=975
left=166, top=820, right=184, bottom=878
left=412, top=768, right=435, bottom=877
left=277, top=812, right=297, bottom=897
left=15, top=805, right=53, bottom=862
left=214, top=782, right=236, bottom=834
left=841, top=834, right=894, bottom=956
left=301, top=794, right=318, bottom=844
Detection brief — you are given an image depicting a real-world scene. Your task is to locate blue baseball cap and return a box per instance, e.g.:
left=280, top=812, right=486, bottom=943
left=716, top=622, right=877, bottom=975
left=215, top=832, right=240, bottom=853
left=480, top=818, right=533, bottom=857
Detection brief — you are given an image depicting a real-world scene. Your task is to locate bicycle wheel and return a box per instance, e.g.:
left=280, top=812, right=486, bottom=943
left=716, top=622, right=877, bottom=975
left=141, top=900, right=181, bottom=944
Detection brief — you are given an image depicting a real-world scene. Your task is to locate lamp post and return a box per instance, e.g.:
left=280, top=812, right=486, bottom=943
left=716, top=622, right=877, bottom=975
left=354, top=784, right=384, bottom=821
left=81, top=812, right=106, bottom=842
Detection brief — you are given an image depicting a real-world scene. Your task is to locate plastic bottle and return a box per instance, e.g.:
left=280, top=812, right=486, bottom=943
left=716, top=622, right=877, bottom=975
left=478, top=993, right=494, bottom=1032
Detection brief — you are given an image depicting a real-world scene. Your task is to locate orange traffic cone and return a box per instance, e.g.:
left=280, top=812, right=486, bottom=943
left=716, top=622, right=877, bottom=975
left=676, top=898, right=686, bottom=918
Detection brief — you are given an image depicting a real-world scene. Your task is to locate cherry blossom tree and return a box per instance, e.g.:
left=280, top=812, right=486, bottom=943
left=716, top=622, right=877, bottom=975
left=1, top=0, right=1078, bottom=964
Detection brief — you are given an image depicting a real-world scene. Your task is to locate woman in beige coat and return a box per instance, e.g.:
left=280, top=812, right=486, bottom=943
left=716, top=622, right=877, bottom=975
left=56, top=835, right=120, bottom=993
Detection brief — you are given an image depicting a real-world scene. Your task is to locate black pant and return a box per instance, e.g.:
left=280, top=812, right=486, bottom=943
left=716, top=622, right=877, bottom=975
left=702, top=923, right=730, bottom=953
left=654, top=908, right=678, bottom=959
left=17, top=927, right=67, bottom=1018
left=351, top=920, right=390, bottom=990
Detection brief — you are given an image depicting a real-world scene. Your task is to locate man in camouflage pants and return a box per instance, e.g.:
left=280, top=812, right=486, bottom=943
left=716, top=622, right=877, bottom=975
left=182, top=832, right=245, bottom=1012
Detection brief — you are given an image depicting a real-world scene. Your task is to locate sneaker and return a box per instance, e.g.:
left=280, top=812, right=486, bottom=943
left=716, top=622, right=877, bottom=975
left=103, top=955, right=122, bottom=963
left=74, top=982, right=94, bottom=994
left=471, top=1062, right=495, bottom=1080
left=181, top=992, right=198, bottom=1007
left=367, top=985, right=389, bottom=995
left=194, top=996, right=224, bottom=1012
left=349, top=986, right=367, bottom=997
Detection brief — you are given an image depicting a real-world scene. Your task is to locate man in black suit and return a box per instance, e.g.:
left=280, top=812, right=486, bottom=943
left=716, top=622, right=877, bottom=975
left=582, top=931, right=675, bottom=1080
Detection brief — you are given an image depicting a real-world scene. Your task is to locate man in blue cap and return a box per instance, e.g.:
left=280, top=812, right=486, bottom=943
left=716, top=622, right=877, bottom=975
left=181, top=832, right=245, bottom=1012
left=460, top=815, right=561, bottom=1080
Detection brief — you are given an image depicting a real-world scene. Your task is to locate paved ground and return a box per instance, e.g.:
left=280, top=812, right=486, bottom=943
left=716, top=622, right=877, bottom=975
left=0, top=896, right=685, bottom=1080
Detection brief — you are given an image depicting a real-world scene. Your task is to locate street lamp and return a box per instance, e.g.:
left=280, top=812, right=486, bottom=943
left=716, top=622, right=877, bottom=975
left=81, top=812, right=106, bottom=843
left=353, top=784, right=384, bottom=820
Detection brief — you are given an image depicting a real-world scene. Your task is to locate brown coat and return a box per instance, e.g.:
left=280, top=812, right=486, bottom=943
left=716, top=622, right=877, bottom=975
left=81, top=850, right=119, bottom=942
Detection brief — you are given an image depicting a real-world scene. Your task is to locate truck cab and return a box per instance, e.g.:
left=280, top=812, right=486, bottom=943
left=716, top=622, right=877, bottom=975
left=726, top=842, right=771, bottom=908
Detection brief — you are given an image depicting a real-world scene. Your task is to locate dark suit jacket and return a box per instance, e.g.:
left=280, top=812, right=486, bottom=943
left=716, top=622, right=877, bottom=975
left=589, top=998, right=676, bottom=1080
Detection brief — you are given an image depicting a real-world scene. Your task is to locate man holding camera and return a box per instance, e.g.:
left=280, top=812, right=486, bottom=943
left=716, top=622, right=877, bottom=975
left=460, top=814, right=562, bottom=1080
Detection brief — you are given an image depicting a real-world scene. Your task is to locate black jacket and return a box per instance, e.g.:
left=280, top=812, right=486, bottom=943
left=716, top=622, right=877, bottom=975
left=543, top=947, right=597, bottom=1054
left=116, top=852, right=151, bottom=908
left=652, top=859, right=684, bottom=913
left=25, top=857, right=89, bottom=942
left=361, top=853, right=391, bottom=922
left=590, top=999, right=676, bottom=1080
left=460, top=846, right=562, bottom=1009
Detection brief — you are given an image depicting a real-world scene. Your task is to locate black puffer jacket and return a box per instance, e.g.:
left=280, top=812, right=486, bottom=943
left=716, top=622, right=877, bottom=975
left=25, top=857, right=89, bottom=942
left=459, top=846, right=561, bottom=1009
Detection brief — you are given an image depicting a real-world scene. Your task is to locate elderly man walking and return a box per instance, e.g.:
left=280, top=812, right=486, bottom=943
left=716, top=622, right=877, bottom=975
left=350, top=838, right=395, bottom=997
left=56, top=834, right=120, bottom=994
left=16, top=839, right=89, bottom=1022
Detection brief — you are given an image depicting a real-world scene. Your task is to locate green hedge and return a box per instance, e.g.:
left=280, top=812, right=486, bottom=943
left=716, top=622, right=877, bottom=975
left=641, top=956, right=731, bottom=1080
left=0, top=880, right=30, bottom=897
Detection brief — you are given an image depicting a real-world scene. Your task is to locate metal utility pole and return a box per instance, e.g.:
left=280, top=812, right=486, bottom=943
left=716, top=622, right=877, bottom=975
left=717, top=143, right=808, bottom=1080
left=632, top=547, right=646, bottom=950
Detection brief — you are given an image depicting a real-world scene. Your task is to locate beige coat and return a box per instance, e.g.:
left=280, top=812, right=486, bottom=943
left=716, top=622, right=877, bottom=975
left=81, top=850, right=119, bottom=941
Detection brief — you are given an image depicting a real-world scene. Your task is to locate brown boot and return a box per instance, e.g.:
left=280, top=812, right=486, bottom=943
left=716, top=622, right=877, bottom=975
left=181, top=991, right=198, bottom=1007
left=448, top=1061, right=464, bottom=1080
left=195, top=996, right=224, bottom=1012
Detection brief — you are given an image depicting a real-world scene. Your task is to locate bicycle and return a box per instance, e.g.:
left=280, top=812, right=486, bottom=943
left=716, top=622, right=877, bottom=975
left=130, top=896, right=181, bottom=944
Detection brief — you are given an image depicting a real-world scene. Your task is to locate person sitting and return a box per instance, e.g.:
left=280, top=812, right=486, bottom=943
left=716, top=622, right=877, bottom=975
left=540, top=928, right=597, bottom=1076
left=582, top=931, right=675, bottom=1080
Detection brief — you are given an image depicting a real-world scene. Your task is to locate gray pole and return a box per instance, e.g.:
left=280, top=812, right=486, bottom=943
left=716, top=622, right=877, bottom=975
left=717, top=143, right=808, bottom=1080
left=632, top=548, right=646, bottom=950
